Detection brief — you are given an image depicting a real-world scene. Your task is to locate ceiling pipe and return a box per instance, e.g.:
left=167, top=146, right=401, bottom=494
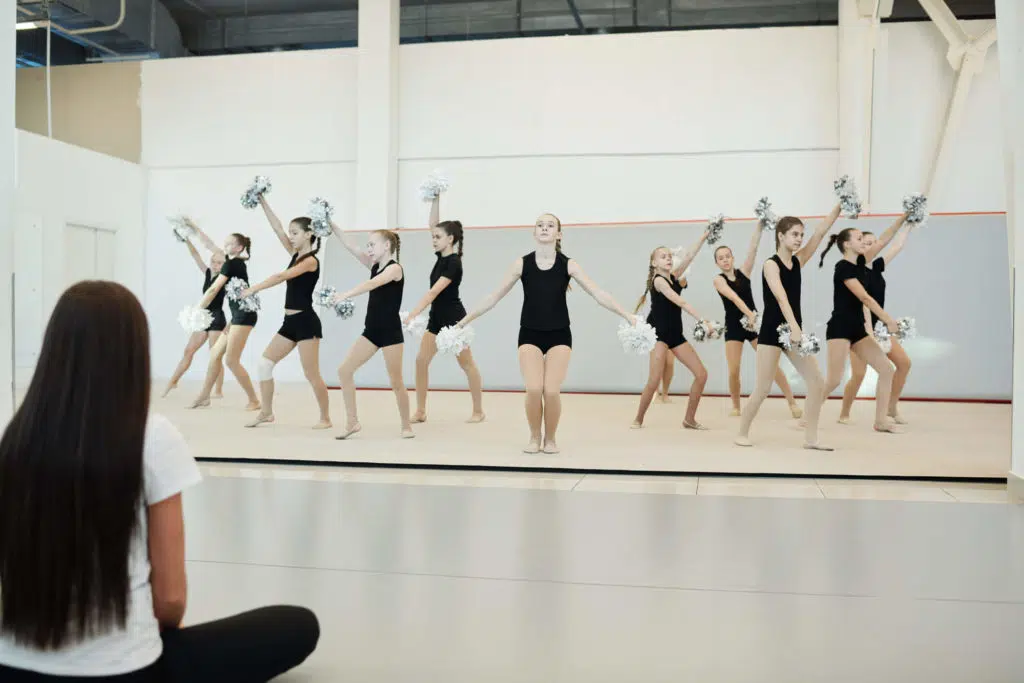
left=57, top=0, right=127, bottom=36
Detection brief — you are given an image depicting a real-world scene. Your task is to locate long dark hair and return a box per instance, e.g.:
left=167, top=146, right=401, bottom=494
left=818, top=227, right=856, bottom=268
left=230, top=232, right=252, bottom=260
left=436, top=220, right=464, bottom=257
left=0, top=281, right=151, bottom=649
left=290, top=217, right=320, bottom=265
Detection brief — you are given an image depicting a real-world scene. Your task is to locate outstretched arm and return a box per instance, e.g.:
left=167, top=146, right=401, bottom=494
left=671, top=230, right=709, bottom=280
left=568, top=260, right=633, bottom=324
left=328, top=219, right=374, bottom=269
left=183, top=218, right=222, bottom=256
left=796, top=203, right=841, bottom=268
left=460, top=259, right=523, bottom=326
left=864, top=212, right=909, bottom=262
left=243, top=257, right=318, bottom=297
left=655, top=277, right=703, bottom=322
left=881, top=223, right=914, bottom=266
left=335, top=263, right=403, bottom=301
left=406, top=278, right=452, bottom=322
left=763, top=260, right=801, bottom=335
left=258, top=196, right=294, bottom=255
left=843, top=278, right=896, bottom=332
left=184, top=239, right=206, bottom=273
left=740, top=224, right=764, bottom=277
left=197, top=274, right=228, bottom=309
left=712, top=276, right=756, bottom=320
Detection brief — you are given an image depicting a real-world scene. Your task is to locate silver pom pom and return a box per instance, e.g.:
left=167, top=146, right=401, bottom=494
left=777, top=323, right=820, bottom=356
left=617, top=316, right=657, bottom=355
left=177, top=305, right=213, bottom=333
left=902, top=193, right=928, bottom=225
left=169, top=216, right=195, bottom=243
left=692, top=320, right=725, bottom=343
left=308, top=197, right=334, bottom=239
left=834, top=175, right=862, bottom=219
left=333, top=298, right=356, bottom=320
left=755, top=197, right=778, bottom=232
left=436, top=325, right=474, bottom=355
left=241, top=175, right=272, bottom=210
left=895, top=316, right=916, bottom=340
left=419, top=169, right=451, bottom=202
left=741, top=311, right=761, bottom=332
left=314, top=285, right=337, bottom=308
left=224, top=277, right=260, bottom=313
left=706, top=214, right=725, bottom=245
left=401, top=310, right=429, bottom=337
left=873, top=320, right=893, bottom=353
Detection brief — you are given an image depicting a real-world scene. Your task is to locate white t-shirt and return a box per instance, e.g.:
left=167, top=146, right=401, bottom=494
left=0, top=414, right=202, bottom=676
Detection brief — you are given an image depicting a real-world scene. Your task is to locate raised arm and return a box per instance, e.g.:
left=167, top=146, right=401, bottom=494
left=428, top=196, right=440, bottom=230
left=244, top=257, right=318, bottom=297
left=740, top=224, right=764, bottom=276
left=712, top=275, right=756, bottom=320
left=881, top=223, right=914, bottom=266
left=796, top=203, right=841, bottom=268
left=568, top=260, right=634, bottom=324
left=655, top=276, right=703, bottom=322
left=843, top=277, right=896, bottom=332
left=328, top=219, right=374, bottom=269
left=460, top=259, right=523, bottom=326
left=184, top=218, right=222, bottom=256
left=406, top=278, right=451, bottom=322
left=258, top=196, right=294, bottom=254
left=197, top=274, right=228, bottom=309
left=183, top=239, right=206, bottom=273
left=864, top=212, right=909, bottom=262
left=671, top=230, right=709, bottom=280
left=763, top=259, right=801, bottom=336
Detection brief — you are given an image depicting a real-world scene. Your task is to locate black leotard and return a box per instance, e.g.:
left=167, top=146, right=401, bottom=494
left=757, top=254, right=800, bottom=348
left=859, top=255, right=886, bottom=326
left=717, top=270, right=758, bottom=343
left=202, top=268, right=228, bottom=332
left=427, top=253, right=466, bottom=335
left=362, top=260, right=404, bottom=348
left=826, top=258, right=869, bottom=343
left=219, top=257, right=257, bottom=327
left=284, top=253, right=319, bottom=311
left=518, top=251, right=572, bottom=353
left=646, top=274, right=685, bottom=348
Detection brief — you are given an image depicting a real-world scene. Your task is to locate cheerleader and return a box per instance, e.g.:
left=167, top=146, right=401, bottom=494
left=459, top=213, right=634, bottom=454
left=838, top=214, right=913, bottom=424
left=735, top=205, right=841, bottom=450
left=236, top=197, right=331, bottom=429
left=328, top=221, right=412, bottom=439
left=656, top=233, right=707, bottom=403
left=162, top=218, right=229, bottom=398
left=712, top=225, right=801, bottom=418
left=403, top=194, right=485, bottom=423
left=631, top=247, right=710, bottom=430
left=188, top=233, right=261, bottom=411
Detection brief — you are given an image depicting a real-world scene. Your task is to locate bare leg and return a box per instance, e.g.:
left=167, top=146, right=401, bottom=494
left=335, top=337, right=378, bottom=439
left=209, top=330, right=226, bottom=398
left=382, top=343, right=414, bottom=438
left=223, top=326, right=260, bottom=410
left=851, top=337, right=898, bottom=432
left=518, top=345, right=545, bottom=453
left=886, top=339, right=911, bottom=423
left=247, top=335, right=296, bottom=428
left=633, top=343, right=668, bottom=428
left=724, top=340, right=744, bottom=414
left=165, top=331, right=208, bottom=397
left=735, top=344, right=783, bottom=446
left=839, top=349, right=867, bottom=422
left=658, top=352, right=674, bottom=402
left=672, top=343, right=709, bottom=428
left=787, top=350, right=829, bottom=450
left=298, top=338, right=332, bottom=429
left=456, top=348, right=486, bottom=422
left=541, top=346, right=572, bottom=453
left=757, top=340, right=801, bottom=418
left=412, top=333, right=437, bottom=422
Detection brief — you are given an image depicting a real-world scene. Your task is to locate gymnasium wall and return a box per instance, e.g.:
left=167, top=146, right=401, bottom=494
left=137, top=21, right=1008, bottom=398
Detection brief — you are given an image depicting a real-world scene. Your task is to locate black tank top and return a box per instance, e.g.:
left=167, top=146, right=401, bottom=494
left=646, top=274, right=682, bottom=336
left=429, top=253, right=463, bottom=313
left=284, top=253, right=319, bottom=311
left=829, top=258, right=865, bottom=327
left=761, top=254, right=801, bottom=331
left=203, top=268, right=227, bottom=313
left=858, top=255, right=886, bottom=325
left=365, top=260, right=403, bottom=330
left=520, top=251, right=571, bottom=331
left=717, top=270, right=756, bottom=329
left=219, top=257, right=250, bottom=319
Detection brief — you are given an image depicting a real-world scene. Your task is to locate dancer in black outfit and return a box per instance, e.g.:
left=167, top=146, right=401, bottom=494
left=237, top=197, right=331, bottom=429
left=711, top=224, right=801, bottom=418
left=735, top=205, right=840, bottom=450
left=163, top=218, right=229, bottom=399
left=404, top=193, right=485, bottom=423
left=632, top=246, right=710, bottom=429
left=328, top=221, right=413, bottom=440
left=655, top=231, right=708, bottom=402
left=459, top=213, right=633, bottom=454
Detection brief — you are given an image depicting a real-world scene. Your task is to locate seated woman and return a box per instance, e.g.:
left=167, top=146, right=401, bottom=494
left=0, top=281, right=320, bottom=683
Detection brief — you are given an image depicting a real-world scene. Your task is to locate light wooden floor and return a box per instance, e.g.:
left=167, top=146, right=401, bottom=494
left=159, top=383, right=1009, bottom=479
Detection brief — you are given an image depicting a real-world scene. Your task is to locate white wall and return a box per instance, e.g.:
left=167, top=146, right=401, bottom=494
left=13, top=131, right=147, bottom=388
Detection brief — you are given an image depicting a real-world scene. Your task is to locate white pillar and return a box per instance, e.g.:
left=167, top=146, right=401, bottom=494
left=355, top=0, right=400, bottom=232
left=997, top=0, right=1024, bottom=497
left=1, top=0, right=17, bottom=423
left=837, top=0, right=883, bottom=203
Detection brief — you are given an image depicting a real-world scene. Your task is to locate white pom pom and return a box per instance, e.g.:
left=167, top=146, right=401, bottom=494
left=741, top=312, right=761, bottom=332
left=902, top=193, right=928, bottom=225
left=401, top=310, right=428, bottom=337
left=436, top=325, right=474, bottom=355
left=706, top=214, right=725, bottom=245
left=241, top=175, right=272, bottom=210
left=169, top=216, right=195, bottom=243
left=224, top=277, right=260, bottom=312
left=670, top=247, right=684, bottom=272
left=754, top=197, right=778, bottom=232
left=419, top=169, right=451, bottom=202
left=308, top=197, right=334, bottom=238
left=895, top=316, right=916, bottom=340
left=177, top=305, right=213, bottom=333
left=776, top=323, right=819, bottom=355
left=834, top=175, right=863, bottom=219
left=617, top=316, right=657, bottom=355
left=873, top=320, right=893, bottom=353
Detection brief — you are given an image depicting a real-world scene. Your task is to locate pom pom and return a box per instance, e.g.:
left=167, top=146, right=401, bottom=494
left=692, top=320, right=725, bottom=343
left=754, top=197, right=778, bottom=232
left=308, top=197, right=334, bottom=239
left=169, top=216, right=195, bottom=243
left=834, top=175, right=863, bottom=219
left=903, top=193, right=928, bottom=225
left=419, top=169, right=451, bottom=202
left=241, top=175, right=272, bottom=210
left=895, top=316, right=916, bottom=340
left=401, top=310, right=428, bottom=337
left=314, top=285, right=337, bottom=308
left=224, top=277, right=261, bottom=313
left=741, top=311, right=761, bottom=332
left=177, top=305, right=213, bottom=333
left=333, top=298, right=356, bottom=320
left=436, top=325, right=474, bottom=355
left=777, top=323, right=820, bottom=356
left=873, top=320, right=893, bottom=354
left=617, top=316, right=657, bottom=355
left=706, top=214, right=725, bottom=245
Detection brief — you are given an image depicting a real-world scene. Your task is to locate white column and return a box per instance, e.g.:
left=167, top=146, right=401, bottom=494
left=997, top=0, right=1024, bottom=496
left=837, top=0, right=884, bottom=203
left=355, top=0, right=400, bottom=232
left=1, top=0, right=17, bottom=423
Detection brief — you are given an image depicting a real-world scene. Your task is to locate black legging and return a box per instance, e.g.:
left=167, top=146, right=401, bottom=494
left=0, top=606, right=319, bottom=683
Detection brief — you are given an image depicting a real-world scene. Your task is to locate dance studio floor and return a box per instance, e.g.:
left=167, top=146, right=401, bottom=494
left=161, top=383, right=1009, bottom=480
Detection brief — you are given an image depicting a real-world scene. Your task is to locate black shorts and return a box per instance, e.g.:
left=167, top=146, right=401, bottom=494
left=231, top=311, right=258, bottom=327
left=518, top=327, right=572, bottom=354
left=207, top=309, right=227, bottom=332
left=362, top=325, right=404, bottom=349
left=724, top=322, right=757, bottom=343
left=757, top=319, right=787, bottom=348
left=655, top=326, right=686, bottom=349
left=427, top=303, right=467, bottom=335
left=278, top=310, right=322, bottom=343
left=826, top=319, right=869, bottom=344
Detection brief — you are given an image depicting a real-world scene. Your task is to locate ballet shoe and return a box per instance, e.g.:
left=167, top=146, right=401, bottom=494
left=683, top=420, right=707, bottom=431
left=467, top=413, right=486, bottom=424
left=729, top=408, right=741, bottom=417
left=873, top=422, right=901, bottom=434
left=630, top=420, right=643, bottom=429
left=542, top=440, right=560, bottom=454
left=401, top=427, right=416, bottom=439
left=212, top=392, right=224, bottom=400
left=161, top=384, right=177, bottom=398
left=803, top=442, right=834, bottom=451
left=335, top=423, right=362, bottom=440
left=789, top=404, right=803, bottom=419
left=837, top=416, right=852, bottom=425
left=734, top=436, right=753, bottom=447
left=245, top=413, right=274, bottom=428
left=411, top=412, right=427, bottom=424
left=312, top=420, right=332, bottom=430
left=658, top=395, right=673, bottom=404
left=888, top=413, right=908, bottom=425
left=188, top=397, right=211, bottom=409
left=244, top=401, right=261, bottom=412
left=523, top=439, right=542, bottom=454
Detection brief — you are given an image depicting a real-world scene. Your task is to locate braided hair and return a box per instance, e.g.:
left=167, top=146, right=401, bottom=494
left=376, top=230, right=402, bottom=263
left=634, top=247, right=666, bottom=313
